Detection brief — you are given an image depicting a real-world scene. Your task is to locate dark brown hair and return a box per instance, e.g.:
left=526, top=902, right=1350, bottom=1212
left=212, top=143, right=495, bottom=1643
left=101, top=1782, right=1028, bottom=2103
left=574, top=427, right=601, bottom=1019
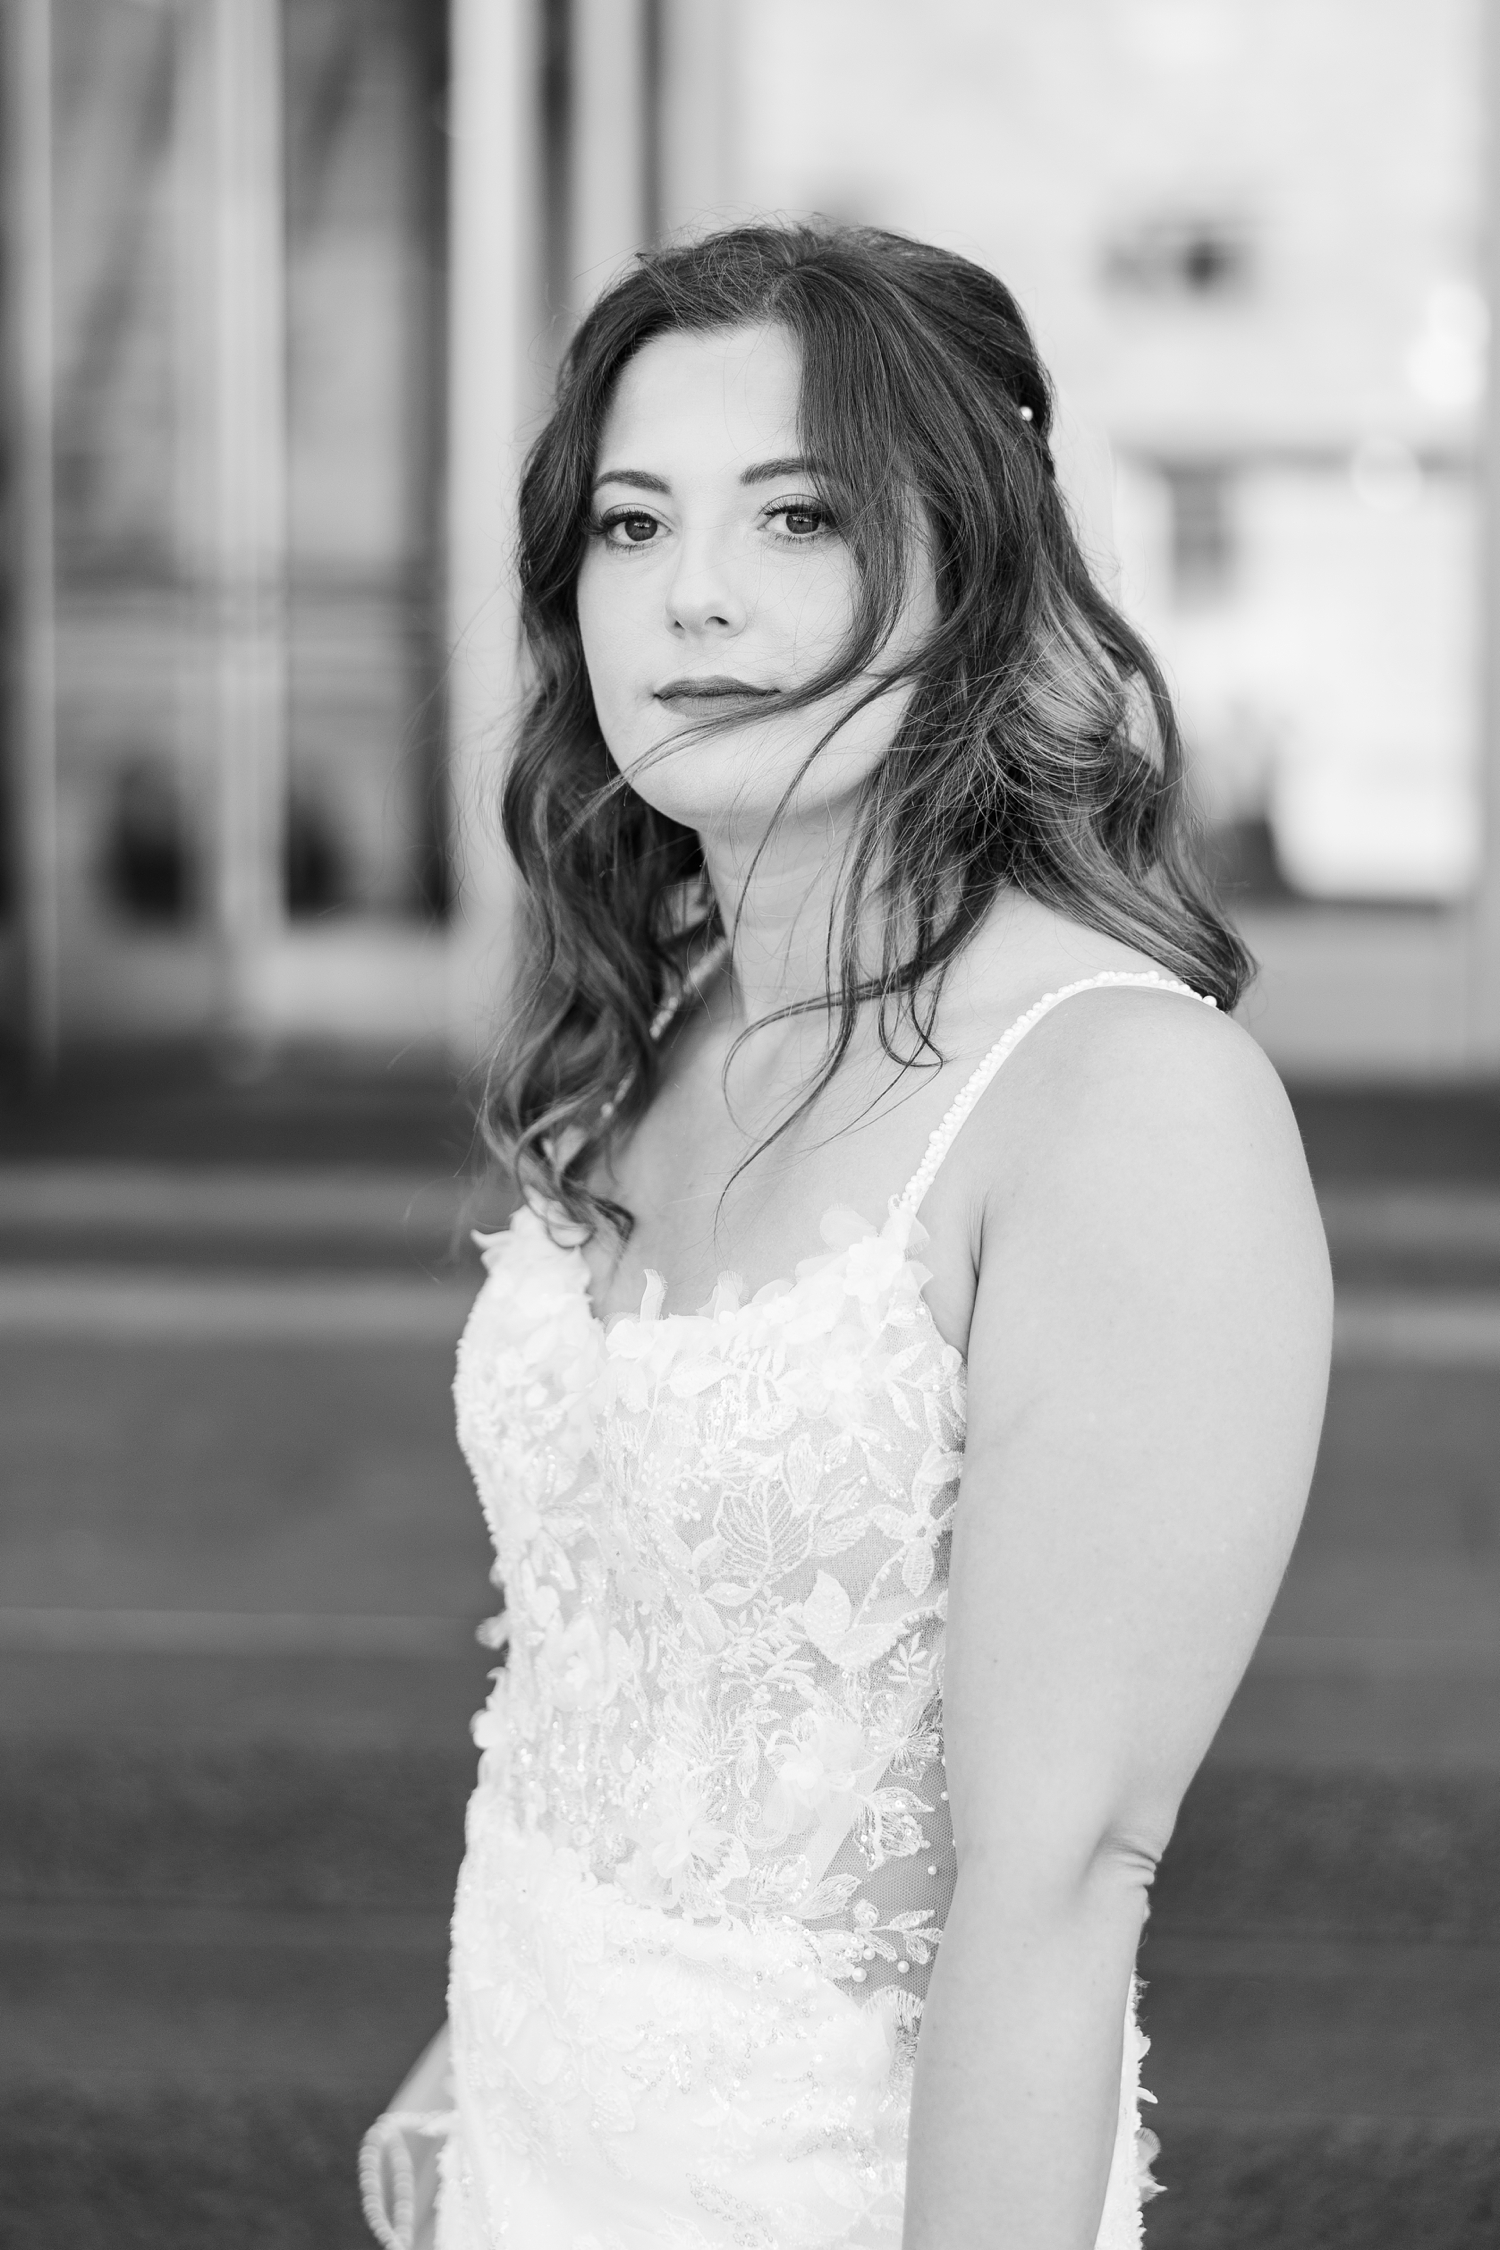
left=483, top=220, right=1250, bottom=1240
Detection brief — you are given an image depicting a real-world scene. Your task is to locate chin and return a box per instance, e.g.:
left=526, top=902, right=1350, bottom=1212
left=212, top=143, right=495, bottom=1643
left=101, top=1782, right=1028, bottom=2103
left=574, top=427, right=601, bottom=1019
left=611, top=712, right=883, bottom=836
left=610, top=722, right=818, bottom=829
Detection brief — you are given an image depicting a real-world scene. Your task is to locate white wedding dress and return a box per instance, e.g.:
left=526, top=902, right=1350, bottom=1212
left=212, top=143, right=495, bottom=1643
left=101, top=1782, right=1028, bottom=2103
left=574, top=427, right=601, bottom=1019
left=363, top=971, right=1210, bottom=2250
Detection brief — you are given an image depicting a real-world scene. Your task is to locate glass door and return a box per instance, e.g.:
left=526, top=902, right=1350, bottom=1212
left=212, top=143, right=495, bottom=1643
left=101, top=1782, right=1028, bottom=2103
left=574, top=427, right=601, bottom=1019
left=3, top=0, right=452, bottom=1057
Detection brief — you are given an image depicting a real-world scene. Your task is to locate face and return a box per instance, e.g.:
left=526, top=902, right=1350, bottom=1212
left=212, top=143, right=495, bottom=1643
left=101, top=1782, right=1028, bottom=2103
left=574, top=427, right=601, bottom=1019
left=575, top=322, right=936, bottom=836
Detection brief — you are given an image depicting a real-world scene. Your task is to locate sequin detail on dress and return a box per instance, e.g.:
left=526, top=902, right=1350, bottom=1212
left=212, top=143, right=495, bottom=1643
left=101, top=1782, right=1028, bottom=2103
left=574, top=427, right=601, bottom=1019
left=389, top=972, right=1210, bottom=2250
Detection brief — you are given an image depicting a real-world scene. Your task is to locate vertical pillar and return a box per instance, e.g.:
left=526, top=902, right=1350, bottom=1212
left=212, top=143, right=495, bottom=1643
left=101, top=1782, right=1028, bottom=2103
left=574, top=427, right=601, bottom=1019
left=175, top=0, right=288, bottom=1036
left=445, top=0, right=542, bottom=1055
left=656, top=0, right=736, bottom=239
left=572, top=0, right=648, bottom=313
left=4, top=0, right=59, bottom=1070
left=1477, top=0, right=1500, bottom=1067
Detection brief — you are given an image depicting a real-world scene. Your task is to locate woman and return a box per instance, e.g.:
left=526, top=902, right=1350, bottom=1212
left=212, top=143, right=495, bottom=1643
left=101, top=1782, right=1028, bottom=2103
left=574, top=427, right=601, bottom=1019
left=362, top=222, right=1331, bottom=2250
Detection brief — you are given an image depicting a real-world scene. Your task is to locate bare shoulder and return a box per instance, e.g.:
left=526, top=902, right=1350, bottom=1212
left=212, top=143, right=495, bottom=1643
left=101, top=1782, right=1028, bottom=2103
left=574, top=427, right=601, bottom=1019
left=942, top=902, right=1296, bottom=1191
left=1001, top=981, right=1307, bottom=1191
left=969, top=980, right=1333, bottom=1345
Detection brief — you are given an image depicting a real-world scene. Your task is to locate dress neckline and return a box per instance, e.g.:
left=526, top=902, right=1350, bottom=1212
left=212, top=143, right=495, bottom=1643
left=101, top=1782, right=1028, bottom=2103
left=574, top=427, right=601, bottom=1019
left=556, top=1193, right=940, bottom=1351
left=505, top=967, right=1214, bottom=1346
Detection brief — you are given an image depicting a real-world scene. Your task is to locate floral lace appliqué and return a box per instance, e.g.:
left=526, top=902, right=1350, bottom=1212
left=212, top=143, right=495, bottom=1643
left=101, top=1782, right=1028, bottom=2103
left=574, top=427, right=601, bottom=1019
left=455, top=1198, right=963, bottom=1954
left=439, top=1191, right=1155, bottom=2249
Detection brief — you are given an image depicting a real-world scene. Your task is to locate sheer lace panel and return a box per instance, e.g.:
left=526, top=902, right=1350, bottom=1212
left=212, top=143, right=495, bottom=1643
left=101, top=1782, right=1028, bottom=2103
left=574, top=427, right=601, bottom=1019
left=455, top=1197, right=962, bottom=1981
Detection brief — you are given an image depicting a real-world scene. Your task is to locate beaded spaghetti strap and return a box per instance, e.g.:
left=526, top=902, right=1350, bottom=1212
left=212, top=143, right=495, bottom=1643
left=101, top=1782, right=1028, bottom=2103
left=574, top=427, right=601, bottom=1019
left=648, top=932, right=732, bottom=1042
left=891, top=969, right=1218, bottom=1218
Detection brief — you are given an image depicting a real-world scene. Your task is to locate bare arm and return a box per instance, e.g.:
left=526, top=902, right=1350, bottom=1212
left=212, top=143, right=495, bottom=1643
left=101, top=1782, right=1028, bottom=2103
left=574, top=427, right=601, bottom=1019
left=903, top=994, right=1332, bottom=2249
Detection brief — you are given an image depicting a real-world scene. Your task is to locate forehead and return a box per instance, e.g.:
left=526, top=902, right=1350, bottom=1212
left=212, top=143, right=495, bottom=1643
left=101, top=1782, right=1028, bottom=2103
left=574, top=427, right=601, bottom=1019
left=597, top=323, right=803, bottom=471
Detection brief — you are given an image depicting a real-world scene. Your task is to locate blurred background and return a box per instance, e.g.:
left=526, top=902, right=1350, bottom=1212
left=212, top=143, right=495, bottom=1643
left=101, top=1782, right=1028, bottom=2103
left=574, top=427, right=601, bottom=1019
left=1, top=2, right=1498, bottom=2245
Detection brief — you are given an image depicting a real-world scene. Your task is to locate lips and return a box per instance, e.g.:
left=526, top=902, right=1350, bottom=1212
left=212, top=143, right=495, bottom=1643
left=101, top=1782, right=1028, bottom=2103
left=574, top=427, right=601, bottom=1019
left=654, top=677, right=780, bottom=713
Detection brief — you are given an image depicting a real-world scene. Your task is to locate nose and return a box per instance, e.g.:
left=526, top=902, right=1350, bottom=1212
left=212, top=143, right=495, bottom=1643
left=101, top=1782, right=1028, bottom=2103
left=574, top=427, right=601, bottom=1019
left=664, top=523, right=748, bottom=639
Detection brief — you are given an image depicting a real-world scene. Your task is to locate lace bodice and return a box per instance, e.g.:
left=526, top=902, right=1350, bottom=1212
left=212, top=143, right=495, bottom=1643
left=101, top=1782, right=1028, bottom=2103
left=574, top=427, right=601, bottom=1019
left=451, top=971, right=1212, bottom=2008
left=455, top=1186, right=963, bottom=2013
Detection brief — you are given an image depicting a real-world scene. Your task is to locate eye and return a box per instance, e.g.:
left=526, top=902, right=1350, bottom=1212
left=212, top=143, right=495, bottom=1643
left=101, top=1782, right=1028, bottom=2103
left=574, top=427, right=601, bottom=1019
left=598, top=508, right=663, bottom=547
left=767, top=500, right=832, bottom=542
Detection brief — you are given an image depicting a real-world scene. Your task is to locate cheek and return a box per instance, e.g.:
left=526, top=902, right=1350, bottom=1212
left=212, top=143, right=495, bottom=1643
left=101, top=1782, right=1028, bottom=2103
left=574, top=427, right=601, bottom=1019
left=771, top=555, right=857, bottom=659
left=577, top=568, right=667, bottom=785
left=574, top=561, right=613, bottom=697
left=575, top=556, right=645, bottom=726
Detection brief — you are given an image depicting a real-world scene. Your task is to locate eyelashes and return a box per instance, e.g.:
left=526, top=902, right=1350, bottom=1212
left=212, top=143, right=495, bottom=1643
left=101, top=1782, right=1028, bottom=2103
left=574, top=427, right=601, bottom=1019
left=590, top=498, right=836, bottom=550
left=594, top=507, right=662, bottom=548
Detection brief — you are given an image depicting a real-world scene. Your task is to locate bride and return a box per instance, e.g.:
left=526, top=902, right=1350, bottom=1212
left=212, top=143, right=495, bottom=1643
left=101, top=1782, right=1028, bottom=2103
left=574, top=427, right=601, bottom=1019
left=362, top=221, right=1331, bottom=2249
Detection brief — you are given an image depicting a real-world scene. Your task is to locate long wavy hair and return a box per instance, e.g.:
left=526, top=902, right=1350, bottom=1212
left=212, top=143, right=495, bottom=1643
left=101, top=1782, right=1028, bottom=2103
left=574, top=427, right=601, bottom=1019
left=483, top=220, right=1251, bottom=1242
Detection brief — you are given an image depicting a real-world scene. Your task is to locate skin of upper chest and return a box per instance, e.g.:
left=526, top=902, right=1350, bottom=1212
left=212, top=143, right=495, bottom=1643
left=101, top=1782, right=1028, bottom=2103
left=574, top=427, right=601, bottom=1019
left=584, top=1009, right=952, bottom=1324
left=580, top=910, right=1179, bottom=1351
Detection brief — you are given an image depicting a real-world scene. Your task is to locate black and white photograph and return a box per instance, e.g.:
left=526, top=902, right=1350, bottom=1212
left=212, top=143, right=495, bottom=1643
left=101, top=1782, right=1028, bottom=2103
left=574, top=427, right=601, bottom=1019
left=1, top=4, right=1496, bottom=2248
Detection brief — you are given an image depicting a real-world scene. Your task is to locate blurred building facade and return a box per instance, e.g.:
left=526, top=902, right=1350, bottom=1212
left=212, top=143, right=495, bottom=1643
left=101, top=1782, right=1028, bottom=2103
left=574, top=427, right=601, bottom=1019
left=2, top=0, right=1498, bottom=1076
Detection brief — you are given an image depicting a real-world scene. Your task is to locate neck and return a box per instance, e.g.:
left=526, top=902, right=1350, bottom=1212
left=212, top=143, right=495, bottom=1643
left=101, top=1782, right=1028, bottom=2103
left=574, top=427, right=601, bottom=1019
left=699, top=806, right=869, bottom=1037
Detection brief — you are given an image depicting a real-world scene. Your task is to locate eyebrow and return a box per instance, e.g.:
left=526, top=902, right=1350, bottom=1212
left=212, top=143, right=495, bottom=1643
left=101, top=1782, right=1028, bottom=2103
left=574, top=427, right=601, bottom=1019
left=738, top=455, right=821, bottom=485
left=592, top=468, right=671, bottom=494
left=591, top=455, right=824, bottom=495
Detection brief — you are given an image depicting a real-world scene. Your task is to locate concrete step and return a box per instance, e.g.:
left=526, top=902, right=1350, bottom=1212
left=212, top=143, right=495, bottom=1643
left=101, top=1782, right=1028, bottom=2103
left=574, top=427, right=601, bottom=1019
left=5, top=1160, right=1500, bottom=1287
left=4, top=2083, right=378, bottom=2250
left=0, top=1724, right=1495, bottom=1941
left=0, top=1735, right=474, bottom=1913
left=0, top=1643, right=488, bottom=1750
left=2, top=1897, right=1497, bottom=2250
left=1215, top=1657, right=1500, bottom=1772
left=1145, top=2119, right=1500, bottom=2250
left=1321, top=1185, right=1500, bottom=1289
left=1302, top=1363, right=1500, bottom=1561
left=0, top=1331, right=492, bottom=1616
left=6, top=1329, right=1495, bottom=1769
left=1140, top=1933, right=1500, bottom=2124
left=0, top=1901, right=446, bottom=2095
left=1142, top=1931, right=1500, bottom=2249
left=0, top=1164, right=509, bottom=1273
left=3, top=1332, right=1497, bottom=1613
left=0, top=1048, right=471, bottom=1172
left=1288, top=1085, right=1500, bottom=1189
left=1152, top=1765, right=1500, bottom=1942
left=2, top=1054, right=1496, bottom=1184
left=7, top=2085, right=1495, bottom=2250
